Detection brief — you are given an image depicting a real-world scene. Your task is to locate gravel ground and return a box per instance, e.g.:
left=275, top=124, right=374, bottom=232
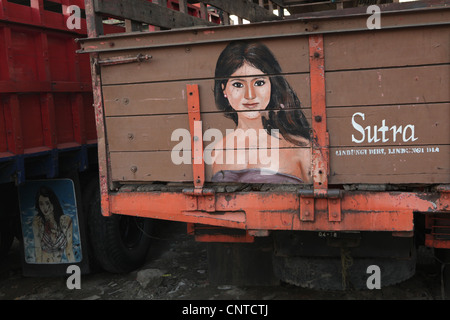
left=0, top=221, right=446, bottom=302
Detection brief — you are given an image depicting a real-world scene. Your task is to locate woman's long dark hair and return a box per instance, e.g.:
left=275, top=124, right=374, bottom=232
left=35, top=186, right=64, bottom=226
left=214, top=41, right=311, bottom=145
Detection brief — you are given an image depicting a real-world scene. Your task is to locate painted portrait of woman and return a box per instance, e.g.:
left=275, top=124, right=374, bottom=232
left=32, top=186, right=75, bottom=263
left=210, top=40, right=312, bottom=184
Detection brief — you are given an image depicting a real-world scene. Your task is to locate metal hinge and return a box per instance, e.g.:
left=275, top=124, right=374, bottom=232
left=183, top=188, right=216, bottom=212
left=299, top=189, right=343, bottom=222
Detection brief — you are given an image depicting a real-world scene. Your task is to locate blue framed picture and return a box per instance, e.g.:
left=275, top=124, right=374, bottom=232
left=18, top=179, right=82, bottom=264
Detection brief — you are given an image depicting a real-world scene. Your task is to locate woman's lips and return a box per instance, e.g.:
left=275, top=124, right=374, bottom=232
left=243, top=103, right=259, bottom=109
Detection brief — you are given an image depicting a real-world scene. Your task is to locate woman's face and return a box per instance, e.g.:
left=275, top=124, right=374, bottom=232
left=223, top=62, right=271, bottom=121
left=38, top=195, right=54, bottom=218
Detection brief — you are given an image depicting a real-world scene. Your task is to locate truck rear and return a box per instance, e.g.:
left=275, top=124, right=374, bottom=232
left=78, top=0, right=450, bottom=290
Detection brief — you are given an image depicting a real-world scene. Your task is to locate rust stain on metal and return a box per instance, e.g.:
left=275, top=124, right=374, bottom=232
left=186, top=84, right=204, bottom=192
left=308, top=34, right=329, bottom=192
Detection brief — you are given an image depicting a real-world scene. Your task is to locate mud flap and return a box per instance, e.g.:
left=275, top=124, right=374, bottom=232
left=17, top=174, right=91, bottom=277
left=273, top=254, right=416, bottom=291
left=272, top=231, right=417, bottom=290
left=207, top=237, right=279, bottom=286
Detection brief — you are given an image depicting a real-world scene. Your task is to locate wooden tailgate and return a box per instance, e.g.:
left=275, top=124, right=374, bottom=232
left=82, top=9, right=450, bottom=185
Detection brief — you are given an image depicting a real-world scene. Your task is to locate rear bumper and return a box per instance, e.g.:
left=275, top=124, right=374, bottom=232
left=107, top=189, right=449, bottom=233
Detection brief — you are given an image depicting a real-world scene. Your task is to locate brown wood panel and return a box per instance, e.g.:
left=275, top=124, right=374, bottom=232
left=106, top=114, right=197, bottom=152
left=110, top=143, right=450, bottom=184
left=99, top=37, right=310, bottom=85
left=326, top=64, right=450, bottom=107
left=106, top=102, right=447, bottom=152
left=102, top=74, right=311, bottom=116
left=106, top=111, right=314, bottom=152
left=324, top=26, right=450, bottom=71
left=110, top=147, right=311, bottom=183
left=329, top=145, right=450, bottom=184
left=327, top=103, right=450, bottom=147
left=110, top=151, right=193, bottom=182
left=79, top=7, right=450, bottom=54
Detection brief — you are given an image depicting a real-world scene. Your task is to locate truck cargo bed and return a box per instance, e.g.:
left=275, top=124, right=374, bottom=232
left=78, top=1, right=449, bottom=240
left=79, top=5, right=449, bottom=187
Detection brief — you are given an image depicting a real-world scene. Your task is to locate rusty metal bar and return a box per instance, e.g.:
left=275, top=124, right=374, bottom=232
left=96, top=53, right=152, bottom=66
left=186, top=84, right=205, bottom=194
left=109, top=190, right=450, bottom=232
left=85, top=0, right=110, bottom=216
left=309, top=34, right=329, bottom=194
left=187, top=224, right=255, bottom=243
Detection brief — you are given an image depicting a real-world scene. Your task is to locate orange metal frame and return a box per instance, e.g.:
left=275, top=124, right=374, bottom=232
left=91, top=30, right=450, bottom=244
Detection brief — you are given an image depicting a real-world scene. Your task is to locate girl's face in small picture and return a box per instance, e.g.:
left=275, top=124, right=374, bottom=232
left=222, top=62, right=271, bottom=121
left=38, top=195, right=54, bottom=219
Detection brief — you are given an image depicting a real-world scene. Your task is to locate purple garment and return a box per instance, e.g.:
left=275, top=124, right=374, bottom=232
left=211, top=169, right=303, bottom=184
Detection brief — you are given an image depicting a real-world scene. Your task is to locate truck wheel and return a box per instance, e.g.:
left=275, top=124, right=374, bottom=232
left=0, top=219, right=14, bottom=259
left=84, top=178, right=153, bottom=273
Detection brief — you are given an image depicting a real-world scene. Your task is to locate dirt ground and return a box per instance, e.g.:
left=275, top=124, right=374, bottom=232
left=0, top=220, right=447, bottom=301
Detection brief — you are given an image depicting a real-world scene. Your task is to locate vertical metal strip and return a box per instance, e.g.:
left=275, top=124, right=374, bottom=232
left=186, top=84, right=205, bottom=193
left=85, top=0, right=104, bottom=38
left=309, top=34, right=329, bottom=194
left=85, top=0, right=110, bottom=216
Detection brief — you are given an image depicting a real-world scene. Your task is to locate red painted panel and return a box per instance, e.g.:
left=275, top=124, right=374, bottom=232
left=10, top=29, right=40, bottom=82
left=5, top=2, right=33, bottom=23
left=0, top=0, right=96, bottom=166
left=47, top=35, right=72, bottom=81
left=0, top=97, right=7, bottom=152
left=43, top=10, right=65, bottom=30
left=0, top=27, right=9, bottom=81
left=78, top=49, right=92, bottom=83
left=53, top=93, right=75, bottom=145
left=82, top=93, right=96, bottom=142
left=18, top=94, right=44, bottom=151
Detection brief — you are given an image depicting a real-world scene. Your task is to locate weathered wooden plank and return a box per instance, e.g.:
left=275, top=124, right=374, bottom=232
left=109, top=144, right=450, bottom=184
left=197, top=0, right=280, bottom=22
left=110, top=145, right=311, bottom=183
left=288, top=0, right=450, bottom=17
left=78, top=6, right=450, bottom=54
left=106, top=111, right=311, bottom=152
left=94, top=0, right=215, bottom=29
left=102, top=74, right=311, bottom=116
left=326, top=65, right=450, bottom=107
left=99, top=37, right=310, bottom=85
left=105, top=103, right=448, bottom=152
left=110, top=151, right=193, bottom=182
left=324, top=26, right=450, bottom=71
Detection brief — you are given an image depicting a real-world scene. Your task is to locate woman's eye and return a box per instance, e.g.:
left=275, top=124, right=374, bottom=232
left=232, top=82, right=244, bottom=88
left=254, top=80, right=266, bottom=87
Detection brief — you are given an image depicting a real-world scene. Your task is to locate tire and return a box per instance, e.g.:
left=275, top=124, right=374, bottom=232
left=84, top=177, right=153, bottom=273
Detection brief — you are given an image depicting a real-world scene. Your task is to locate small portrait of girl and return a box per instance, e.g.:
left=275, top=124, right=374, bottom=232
left=19, top=180, right=82, bottom=264
left=32, top=186, right=76, bottom=263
